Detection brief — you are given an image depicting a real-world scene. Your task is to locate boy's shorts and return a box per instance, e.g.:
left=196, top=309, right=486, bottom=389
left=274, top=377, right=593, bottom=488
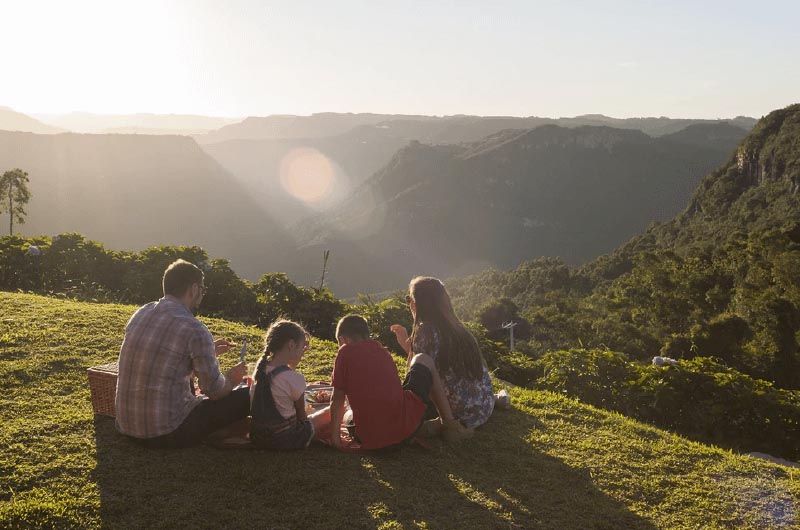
left=403, top=363, right=438, bottom=421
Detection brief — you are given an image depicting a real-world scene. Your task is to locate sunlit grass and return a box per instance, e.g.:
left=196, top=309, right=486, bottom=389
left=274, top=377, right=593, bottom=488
left=1, top=292, right=798, bottom=529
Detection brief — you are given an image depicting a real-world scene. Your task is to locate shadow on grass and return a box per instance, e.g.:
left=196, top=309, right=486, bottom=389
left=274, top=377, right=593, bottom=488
left=93, top=408, right=657, bottom=530
left=361, top=409, right=658, bottom=530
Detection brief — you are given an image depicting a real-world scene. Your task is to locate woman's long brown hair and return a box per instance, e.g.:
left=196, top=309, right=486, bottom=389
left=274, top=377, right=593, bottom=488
left=409, top=276, right=486, bottom=380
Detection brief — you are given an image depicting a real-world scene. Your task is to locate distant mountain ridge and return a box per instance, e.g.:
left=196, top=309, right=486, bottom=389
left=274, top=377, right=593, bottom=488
left=33, top=111, right=239, bottom=135
left=197, top=111, right=757, bottom=144
left=196, top=112, right=436, bottom=144
left=0, top=107, right=65, bottom=134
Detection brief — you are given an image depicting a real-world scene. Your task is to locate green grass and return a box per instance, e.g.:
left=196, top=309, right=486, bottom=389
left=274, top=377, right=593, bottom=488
left=1, top=291, right=798, bottom=529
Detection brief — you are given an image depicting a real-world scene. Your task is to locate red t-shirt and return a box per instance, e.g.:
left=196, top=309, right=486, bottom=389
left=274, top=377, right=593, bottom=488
left=331, top=339, right=427, bottom=449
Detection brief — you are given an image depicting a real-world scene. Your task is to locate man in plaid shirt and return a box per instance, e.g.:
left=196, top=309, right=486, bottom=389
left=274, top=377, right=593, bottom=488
left=115, top=259, right=249, bottom=448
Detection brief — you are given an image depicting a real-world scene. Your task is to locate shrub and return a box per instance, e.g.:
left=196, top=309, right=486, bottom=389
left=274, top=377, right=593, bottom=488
left=253, top=272, right=346, bottom=339
left=530, top=349, right=800, bottom=459
left=352, top=294, right=413, bottom=356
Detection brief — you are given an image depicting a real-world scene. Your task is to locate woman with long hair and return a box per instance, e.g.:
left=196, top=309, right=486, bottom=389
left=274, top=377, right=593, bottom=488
left=391, top=276, right=495, bottom=431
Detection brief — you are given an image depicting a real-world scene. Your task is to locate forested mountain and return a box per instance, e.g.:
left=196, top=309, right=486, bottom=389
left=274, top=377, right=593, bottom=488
left=199, top=115, right=754, bottom=227
left=449, top=104, right=800, bottom=389
left=0, top=107, right=65, bottom=134
left=660, top=122, right=756, bottom=151
left=0, top=131, right=289, bottom=279
left=287, top=123, right=747, bottom=295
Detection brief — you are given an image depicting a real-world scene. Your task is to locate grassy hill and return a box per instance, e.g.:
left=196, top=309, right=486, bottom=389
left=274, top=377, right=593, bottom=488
left=0, top=291, right=797, bottom=529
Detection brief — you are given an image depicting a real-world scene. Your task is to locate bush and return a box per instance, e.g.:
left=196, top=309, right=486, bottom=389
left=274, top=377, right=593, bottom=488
left=351, top=294, right=413, bottom=356
left=253, top=273, right=346, bottom=339
left=530, top=349, right=800, bottom=459
left=534, top=349, right=638, bottom=411
left=0, top=233, right=348, bottom=338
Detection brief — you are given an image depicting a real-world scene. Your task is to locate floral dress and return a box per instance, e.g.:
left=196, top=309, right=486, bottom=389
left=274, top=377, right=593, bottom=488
left=413, top=322, right=494, bottom=429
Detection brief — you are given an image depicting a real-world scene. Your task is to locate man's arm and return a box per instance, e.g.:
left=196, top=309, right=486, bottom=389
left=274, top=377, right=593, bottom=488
left=329, top=388, right=346, bottom=450
left=190, top=329, right=246, bottom=400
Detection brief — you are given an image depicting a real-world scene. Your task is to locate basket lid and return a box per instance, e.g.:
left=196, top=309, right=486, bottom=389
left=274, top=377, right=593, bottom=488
left=87, top=361, right=119, bottom=374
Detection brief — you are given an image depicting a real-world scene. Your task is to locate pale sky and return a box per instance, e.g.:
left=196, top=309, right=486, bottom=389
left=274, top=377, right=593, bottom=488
left=1, top=0, right=798, bottom=119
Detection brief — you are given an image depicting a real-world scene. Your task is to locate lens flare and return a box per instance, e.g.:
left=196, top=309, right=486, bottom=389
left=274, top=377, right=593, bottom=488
left=279, top=148, right=335, bottom=203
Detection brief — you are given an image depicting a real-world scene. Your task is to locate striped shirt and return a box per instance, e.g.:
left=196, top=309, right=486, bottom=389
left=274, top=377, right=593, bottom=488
left=115, top=296, right=228, bottom=438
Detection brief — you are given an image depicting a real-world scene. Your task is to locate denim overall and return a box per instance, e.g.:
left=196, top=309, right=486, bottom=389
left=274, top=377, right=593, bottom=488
left=250, top=363, right=313, bottom=450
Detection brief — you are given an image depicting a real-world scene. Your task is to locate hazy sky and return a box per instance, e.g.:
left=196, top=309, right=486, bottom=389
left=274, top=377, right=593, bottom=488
left=2, top=0, right=798, bottom=119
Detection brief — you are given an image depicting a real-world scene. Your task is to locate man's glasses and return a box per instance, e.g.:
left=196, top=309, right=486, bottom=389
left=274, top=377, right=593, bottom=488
left=405, top=295, right=413, bottom=304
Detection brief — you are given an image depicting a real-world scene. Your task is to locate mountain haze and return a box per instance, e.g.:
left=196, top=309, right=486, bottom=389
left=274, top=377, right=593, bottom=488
left=0, top=131, right=288, bottom=278
left=200, top=128, right=412, bottom=223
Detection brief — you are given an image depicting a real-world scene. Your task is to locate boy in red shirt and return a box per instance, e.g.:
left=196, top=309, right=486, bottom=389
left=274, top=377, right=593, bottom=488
left=330, top=314, right=440, bottom=450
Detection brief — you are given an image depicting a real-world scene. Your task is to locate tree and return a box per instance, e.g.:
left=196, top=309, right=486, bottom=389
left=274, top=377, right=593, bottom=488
left=0, top=168, right=32, bottom=235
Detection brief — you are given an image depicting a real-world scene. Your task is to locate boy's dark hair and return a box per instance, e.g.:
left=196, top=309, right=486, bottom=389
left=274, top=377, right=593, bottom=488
left=162, top=259, right=204, bottom=297
left=336, top=314, right=370, bottom=341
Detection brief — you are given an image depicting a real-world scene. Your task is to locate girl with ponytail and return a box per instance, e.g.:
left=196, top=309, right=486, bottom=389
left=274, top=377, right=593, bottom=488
left=249, top=319, right=329, bottom=450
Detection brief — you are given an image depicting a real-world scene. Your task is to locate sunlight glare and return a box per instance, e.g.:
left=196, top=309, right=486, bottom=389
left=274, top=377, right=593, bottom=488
left=279, top=148, right=336, bottom=203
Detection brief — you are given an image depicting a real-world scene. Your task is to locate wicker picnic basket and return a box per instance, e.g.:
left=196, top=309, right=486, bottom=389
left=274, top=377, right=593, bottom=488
left=87, top=361, right=118, bottom=417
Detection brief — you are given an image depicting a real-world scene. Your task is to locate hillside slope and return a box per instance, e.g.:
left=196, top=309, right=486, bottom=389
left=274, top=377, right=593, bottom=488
left=0, top=292, right=797, bottom=529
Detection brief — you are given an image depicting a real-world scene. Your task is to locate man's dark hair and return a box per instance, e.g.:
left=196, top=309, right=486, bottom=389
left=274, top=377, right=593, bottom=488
left=336, top=314, right=370, bottom=341
left=162, top=259, right=204, bottom=297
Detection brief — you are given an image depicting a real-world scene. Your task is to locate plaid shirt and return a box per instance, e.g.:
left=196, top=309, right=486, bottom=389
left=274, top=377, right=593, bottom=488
left=115, top=296, right=228, bottom=438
